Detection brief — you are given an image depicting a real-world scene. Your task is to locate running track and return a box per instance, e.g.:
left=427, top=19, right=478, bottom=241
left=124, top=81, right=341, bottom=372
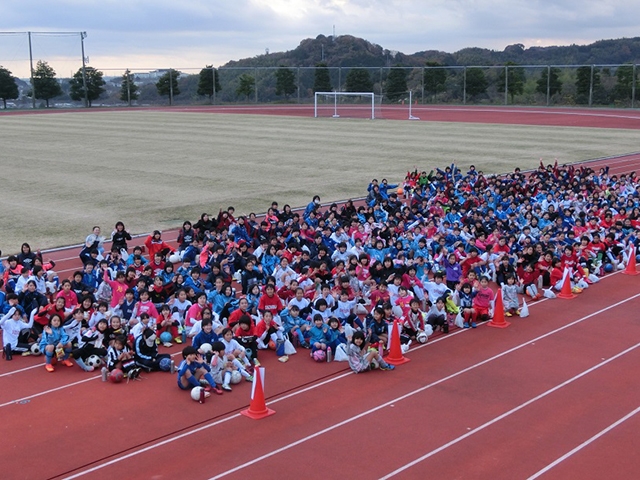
left=4, top=104, right=640, bottom=130
left=1, top=107, right=640, bottom=480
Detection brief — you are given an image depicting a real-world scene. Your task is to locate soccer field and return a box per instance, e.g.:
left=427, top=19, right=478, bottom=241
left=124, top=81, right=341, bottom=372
left=1, top=110, right=640, bottom=253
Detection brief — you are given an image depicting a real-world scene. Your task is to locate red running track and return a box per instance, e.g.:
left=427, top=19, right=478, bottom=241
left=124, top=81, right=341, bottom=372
left=2, top=107, right=640, bottom=480
left=27, top=270, right=638, bottom=480
left=3, top=104, right=640, bottom=130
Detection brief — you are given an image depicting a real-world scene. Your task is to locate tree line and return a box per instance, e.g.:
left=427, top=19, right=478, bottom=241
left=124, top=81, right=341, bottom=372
left=1, top=61, right=638, bottom=108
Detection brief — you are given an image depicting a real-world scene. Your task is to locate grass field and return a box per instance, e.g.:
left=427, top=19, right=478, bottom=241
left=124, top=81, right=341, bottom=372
left=2, top=110, right=640, bottom=253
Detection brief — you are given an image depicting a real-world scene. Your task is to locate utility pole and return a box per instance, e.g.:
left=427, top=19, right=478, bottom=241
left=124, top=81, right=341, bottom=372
left=80, top=32, right=89, bottom=107
left=125, top=69, right=131, bottom=106
left=28, top=31, right=36, bottom=109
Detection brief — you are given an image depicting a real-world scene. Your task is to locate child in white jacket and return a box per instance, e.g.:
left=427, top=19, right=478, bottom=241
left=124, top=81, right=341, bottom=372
left=1, top=307, right=35, bottom=360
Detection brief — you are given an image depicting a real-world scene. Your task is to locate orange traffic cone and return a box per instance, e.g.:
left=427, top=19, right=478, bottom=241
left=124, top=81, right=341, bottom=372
left=557, top=268, right=576, bottom=299
left=241, top=367, right=275, bottom=420
left=488, top=288, right=510, bottom=328
left=622, top=246, right=639, bottom=276
left=384, top=319, right=411, bottom=365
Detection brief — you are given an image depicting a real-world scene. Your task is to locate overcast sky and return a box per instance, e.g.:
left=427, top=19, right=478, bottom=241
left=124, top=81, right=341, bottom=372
left=0, top=0, right=636, bottom=77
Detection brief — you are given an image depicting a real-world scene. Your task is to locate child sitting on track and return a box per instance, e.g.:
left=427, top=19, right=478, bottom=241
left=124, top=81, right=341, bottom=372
left=472, top=276, right=494, bottom=324
left=456, top=282, right=477, bottom=328
left=347, top=331, right=395, bottom=373
left=501, top=275, right=521, bottom=317
left=106, top=335, right=140, bottom=379
left=134, top=328, right=172, bottom=372
left=220, top=327, right=253, bottom=371
left=1, top=306, right=35, bottom=360
left=210, top=340, right=253, bottom=389
left=307, top=314, right=329, bottom=354
left=72, top=318, right=109, bottom=371
left=233, top=315, right=260, bottom=365
left=40, top=314, right=74, bottom=372
left=177, top=346, right=222, bottom=396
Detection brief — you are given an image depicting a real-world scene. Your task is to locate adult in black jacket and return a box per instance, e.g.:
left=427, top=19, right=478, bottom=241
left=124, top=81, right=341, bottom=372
left=193, top=214, right=217, bottom=241
left=111, top=222, right=132, bottom=252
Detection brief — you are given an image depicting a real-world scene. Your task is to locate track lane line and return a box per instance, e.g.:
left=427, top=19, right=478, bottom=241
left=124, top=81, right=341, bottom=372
left=208, top=298, right=640, bottom=480
left=379, top=342, right=640, bottom=480
left=61, top=291, right=640, bottom=479
left=526, top=405, right=640, bottom=480
left=56, top=325, right=477, bottom=479
left=0, top=376, right=100, bottom=408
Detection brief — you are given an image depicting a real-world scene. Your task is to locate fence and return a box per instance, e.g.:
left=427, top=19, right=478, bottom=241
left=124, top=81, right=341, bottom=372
left=2, top=62, right=639, bottom=109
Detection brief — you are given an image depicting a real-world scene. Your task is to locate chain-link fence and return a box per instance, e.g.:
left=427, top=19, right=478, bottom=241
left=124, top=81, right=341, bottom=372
left=1, top=62, right=638, bottom=109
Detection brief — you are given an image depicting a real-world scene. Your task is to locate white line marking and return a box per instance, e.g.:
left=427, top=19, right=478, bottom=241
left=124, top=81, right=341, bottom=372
left=209, top=308, right=640, bottom=480
left=0, top=363, right=42, bottom=378
left=380, top=343, right=640, bottom=480
left=0, top=376, right=100, bottom=408
left=59, top=324, right=471, bottom=479
left=61, top=291, right=640, bottom=479
left=527, top=405, right=640, bottom=480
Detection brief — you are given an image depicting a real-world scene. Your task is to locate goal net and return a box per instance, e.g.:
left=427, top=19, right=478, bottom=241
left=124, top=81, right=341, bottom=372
left=314, top=92, right=382, bottom=119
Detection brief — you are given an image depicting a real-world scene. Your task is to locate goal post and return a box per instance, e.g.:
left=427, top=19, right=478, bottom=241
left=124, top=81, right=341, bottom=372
left=314, top=92, right=379, bottom=119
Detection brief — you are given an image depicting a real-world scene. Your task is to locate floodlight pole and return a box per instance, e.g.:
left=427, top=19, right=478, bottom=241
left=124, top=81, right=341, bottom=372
left=588, top=65, right=594, bottom=107
left=504, top=65, right=508, bottom=105
left=546, top=65, right=551, bottom=107
left=211, top=67, right=215, bottom=105
left=28, top=31, right=36, bottom=109
left=80, top=32, right=89, bottom=107
left=169, top=69, right=174, bottom=105
left=125, top=69, right=131, bottom=106
left=632, top=64, right=636, bottom=109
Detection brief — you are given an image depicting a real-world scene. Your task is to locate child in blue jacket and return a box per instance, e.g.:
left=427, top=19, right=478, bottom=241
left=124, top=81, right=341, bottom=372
left=40, top=314, right=74, bottom=372
left=307, top=314, right=329, bottom=353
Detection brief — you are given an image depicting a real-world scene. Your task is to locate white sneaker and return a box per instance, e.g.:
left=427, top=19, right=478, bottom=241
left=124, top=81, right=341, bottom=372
left=163, top=342, right=172, bottom=348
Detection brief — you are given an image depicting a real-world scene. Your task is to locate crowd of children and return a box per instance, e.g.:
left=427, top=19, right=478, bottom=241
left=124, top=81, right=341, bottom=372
left=1, top=159, right=639, bottom=394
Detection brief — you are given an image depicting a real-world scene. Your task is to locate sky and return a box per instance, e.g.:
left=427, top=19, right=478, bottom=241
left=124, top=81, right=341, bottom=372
left=0, top=0, right=637, bottom=77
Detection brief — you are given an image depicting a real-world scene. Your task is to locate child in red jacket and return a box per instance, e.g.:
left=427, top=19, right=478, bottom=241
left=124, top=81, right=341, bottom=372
left=144, top=230, right=174, bottom=260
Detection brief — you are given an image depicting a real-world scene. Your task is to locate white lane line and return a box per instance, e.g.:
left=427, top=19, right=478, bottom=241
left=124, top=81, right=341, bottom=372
left=0, top=363, right=42, bottom=378
left=59, top=324, right=473, bottom=479
left=527, top=405, right=640, bottom=480
left=62, top=291, right=640, bottom=479
left=205, top=294, right=640, bottom=480
left=0, top=376, right=100, bottom=408
left=380, top=343, right=640, bottom=480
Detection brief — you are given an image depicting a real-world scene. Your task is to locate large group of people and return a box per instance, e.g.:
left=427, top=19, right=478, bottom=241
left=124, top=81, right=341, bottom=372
left=2, top=160, right=639, bottom=398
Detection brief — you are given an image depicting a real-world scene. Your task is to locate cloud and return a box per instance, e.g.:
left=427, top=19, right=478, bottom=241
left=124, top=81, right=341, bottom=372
left=1, top=0, right=639, bottom=77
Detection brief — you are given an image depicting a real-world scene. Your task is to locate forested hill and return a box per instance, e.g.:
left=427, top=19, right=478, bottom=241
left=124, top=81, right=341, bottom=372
left=222, top=34, right=640, bottom=68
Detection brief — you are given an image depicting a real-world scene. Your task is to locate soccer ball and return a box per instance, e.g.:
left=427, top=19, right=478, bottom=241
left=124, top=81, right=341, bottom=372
left=312, top=350, right=326, bottom=362
left=159, top=331, right=173, bottom=344
left=200, top=343, right=213, bottom=354
left=370, top=358, right=380, bottom=370
left=603, top=263, right=614, bottom=273
left=159, top=357, right=173, bottom=372
left=230, top=370, right=242, bottom=384
left=169, top=253, right=182, bottom=264
left=416, top=331, right=428, bottom=344
left=109, top=369, right=124, bottom=383
left=191, top=386, right=206, bottom=401
left=30, top=343, right=42, bottom=356
left=86, top=355, right=103, bottom=368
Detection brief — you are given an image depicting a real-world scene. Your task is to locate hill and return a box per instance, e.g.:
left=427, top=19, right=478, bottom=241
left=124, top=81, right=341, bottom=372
left=222, top=34, right=640, bottom=68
